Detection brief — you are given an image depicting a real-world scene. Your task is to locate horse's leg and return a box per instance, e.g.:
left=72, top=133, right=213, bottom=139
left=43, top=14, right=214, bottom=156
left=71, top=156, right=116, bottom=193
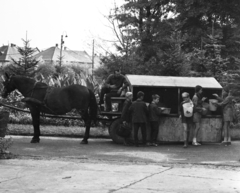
left=80, top=111, right=91, bottom=144
left=30, top=107, right=41, bottom=143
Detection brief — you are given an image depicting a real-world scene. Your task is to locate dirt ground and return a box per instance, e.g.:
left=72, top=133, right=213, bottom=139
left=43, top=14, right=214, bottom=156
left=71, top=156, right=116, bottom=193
left=5, top=135, right=240, bottom=166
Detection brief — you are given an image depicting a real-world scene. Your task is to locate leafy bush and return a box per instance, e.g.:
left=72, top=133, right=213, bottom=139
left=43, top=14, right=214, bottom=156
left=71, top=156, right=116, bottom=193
left=9, top=112, right=85, bottom=127
left=0, top=136, right=13, bottom=154
left=37, top=63, right=56, bottom=78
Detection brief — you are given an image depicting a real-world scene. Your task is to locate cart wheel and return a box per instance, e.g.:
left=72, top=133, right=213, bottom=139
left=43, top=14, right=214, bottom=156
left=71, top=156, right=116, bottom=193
left=108, top=118, right=124, bottom=144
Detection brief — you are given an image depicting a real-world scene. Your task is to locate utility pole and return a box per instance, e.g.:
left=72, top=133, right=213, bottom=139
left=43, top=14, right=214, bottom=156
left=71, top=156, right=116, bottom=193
left=92, top=39, right=94, bottom=76
left=60, top=35, right=63, bottom=67
left=59, top=33, right=68, bottom=67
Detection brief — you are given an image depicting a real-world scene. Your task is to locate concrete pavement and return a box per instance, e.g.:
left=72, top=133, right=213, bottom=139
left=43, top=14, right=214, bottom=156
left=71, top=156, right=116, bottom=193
left=1, top=159, right=240, bottom=193
left=1, top=136, right=240, bottom=192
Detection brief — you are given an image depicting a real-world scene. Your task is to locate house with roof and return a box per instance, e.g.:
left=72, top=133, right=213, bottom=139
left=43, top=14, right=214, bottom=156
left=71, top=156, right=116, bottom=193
left=0, top=44, right=22, bottom=67
left=33, top=45, right=93, bottom=75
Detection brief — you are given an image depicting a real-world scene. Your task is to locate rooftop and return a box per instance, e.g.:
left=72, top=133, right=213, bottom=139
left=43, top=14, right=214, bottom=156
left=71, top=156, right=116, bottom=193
left=33, top=46, right=92, bottom=63
left=0, top=44, right=21, bottom=62
left=126, top=74, right=222, bottom=89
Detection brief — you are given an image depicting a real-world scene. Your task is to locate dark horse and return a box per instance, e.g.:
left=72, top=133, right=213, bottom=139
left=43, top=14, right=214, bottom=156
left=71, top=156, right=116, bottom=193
left=1, top=74, right=98, bottom=144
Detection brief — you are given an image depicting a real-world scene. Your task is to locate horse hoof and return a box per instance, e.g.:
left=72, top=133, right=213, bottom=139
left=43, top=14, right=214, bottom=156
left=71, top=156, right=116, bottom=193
left=30, top=139, right=40, bottom=143
left=80, top=140, right=88, bottom=144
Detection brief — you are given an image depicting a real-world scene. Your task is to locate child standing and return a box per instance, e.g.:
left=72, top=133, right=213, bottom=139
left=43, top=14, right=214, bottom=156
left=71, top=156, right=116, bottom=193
left=192, top=85, right=207, bottom=146
left=179, top=92, right=194, bottom=148
left=121, top=92, right=133, bottom=146
left=148, top=94, right=163, bottom=146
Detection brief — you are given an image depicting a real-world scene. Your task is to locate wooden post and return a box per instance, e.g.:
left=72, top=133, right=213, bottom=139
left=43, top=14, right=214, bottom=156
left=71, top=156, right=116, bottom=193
left=178, top=88, right=181, bottom=114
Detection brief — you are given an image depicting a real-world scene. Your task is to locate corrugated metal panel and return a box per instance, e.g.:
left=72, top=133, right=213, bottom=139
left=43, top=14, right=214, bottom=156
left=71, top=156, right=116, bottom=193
left=126, top=75, right=222, bottom=89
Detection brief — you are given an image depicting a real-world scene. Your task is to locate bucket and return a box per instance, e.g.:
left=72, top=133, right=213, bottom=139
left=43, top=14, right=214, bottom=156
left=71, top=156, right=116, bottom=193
left=160, top=108, right=171, bottom=114
left=182, top=102, right=194, bottom=117
left=209, top=99, right=218, bottom=111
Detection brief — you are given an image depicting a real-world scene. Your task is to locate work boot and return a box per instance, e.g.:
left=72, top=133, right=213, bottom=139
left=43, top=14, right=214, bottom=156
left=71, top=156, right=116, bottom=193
left=192, top=142, right=201, bottom=146
left=152, top=142, right=158, bottom=147
left=183, top=141, right=188, bottom=148
left=123, top=139, right=130, bottom=146
left=147, top=142, right=152, bottom=146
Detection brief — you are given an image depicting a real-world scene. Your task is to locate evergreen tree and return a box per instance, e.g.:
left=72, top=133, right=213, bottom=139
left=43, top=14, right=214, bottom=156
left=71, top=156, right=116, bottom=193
left=9, top=38, right=39, bottom=77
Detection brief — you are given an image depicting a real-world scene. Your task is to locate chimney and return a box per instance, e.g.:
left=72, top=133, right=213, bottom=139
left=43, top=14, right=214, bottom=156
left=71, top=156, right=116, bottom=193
left=56, top=44, right=58, bottom=47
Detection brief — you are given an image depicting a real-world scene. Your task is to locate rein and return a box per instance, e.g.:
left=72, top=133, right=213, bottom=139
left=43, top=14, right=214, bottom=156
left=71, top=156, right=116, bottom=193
left=26, top=81, right=48, bottom=97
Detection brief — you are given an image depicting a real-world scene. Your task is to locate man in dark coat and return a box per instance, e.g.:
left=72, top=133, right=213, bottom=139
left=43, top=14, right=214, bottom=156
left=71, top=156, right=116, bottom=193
left=129, top=91, right=148, bottom=147
left=120, top=92, right=133, bottom=146
left=99, top=69, right=129, bottom=112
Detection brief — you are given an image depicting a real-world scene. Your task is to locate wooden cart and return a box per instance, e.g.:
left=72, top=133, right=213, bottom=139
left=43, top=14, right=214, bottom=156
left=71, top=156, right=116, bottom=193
left=108, top=75, right=223, bottom=144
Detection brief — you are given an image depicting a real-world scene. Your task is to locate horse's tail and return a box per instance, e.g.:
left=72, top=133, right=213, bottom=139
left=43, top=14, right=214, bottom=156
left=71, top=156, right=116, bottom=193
left=88, top=89, right=98, bottom=123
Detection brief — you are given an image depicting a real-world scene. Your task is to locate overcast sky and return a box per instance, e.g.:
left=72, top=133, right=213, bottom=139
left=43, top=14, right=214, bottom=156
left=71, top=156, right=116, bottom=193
left=0, top=0, right=124, bottom=54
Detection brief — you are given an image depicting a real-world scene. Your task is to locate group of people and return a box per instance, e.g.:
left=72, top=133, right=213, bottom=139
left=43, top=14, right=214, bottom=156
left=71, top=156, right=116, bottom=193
left=121, top=91, right=164, bottom=147
left=180, top=85, right=235, bottom=148
left=99, top=69, right=236, bottom=148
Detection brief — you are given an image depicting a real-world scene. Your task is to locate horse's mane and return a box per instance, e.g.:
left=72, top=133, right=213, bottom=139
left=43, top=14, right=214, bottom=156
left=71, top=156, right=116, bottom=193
left=12, top=75, right=48, bottom=87
left=12, top=75, right=35, bottom=81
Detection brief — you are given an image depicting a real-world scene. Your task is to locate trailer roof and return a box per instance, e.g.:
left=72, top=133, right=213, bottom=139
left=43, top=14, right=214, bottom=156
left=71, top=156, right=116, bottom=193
left=126, top=75, right=222, bottom=89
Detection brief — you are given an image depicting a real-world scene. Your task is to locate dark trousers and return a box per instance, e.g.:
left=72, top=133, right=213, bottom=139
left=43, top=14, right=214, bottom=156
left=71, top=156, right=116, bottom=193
left=133, top=122, right=147, bottom=145
left=99, top=87, right=120, bottom=111
left=150, top=121, right=159, bottom=143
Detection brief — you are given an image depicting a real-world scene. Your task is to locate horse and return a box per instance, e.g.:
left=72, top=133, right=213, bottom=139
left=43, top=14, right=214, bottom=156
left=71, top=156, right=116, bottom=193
left=1, top=73, right=98, bottom=144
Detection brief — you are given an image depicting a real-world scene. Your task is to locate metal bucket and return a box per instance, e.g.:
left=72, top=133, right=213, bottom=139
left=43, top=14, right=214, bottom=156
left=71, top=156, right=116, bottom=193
left=161, top=108, right=171, bottom=114
left=209, top=99, right=218, bottom=111
left=183, top=103, right=194, bottom=117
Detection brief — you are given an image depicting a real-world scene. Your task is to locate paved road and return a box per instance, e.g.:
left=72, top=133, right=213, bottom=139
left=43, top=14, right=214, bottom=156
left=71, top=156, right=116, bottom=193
left=7, top=136, right=240, bottom=165
left=0, top=136, right=240, bottom=193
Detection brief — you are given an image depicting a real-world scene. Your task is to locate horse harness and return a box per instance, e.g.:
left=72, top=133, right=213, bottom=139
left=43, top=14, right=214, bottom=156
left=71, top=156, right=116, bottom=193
left=22, top=81, right=57, bottom=114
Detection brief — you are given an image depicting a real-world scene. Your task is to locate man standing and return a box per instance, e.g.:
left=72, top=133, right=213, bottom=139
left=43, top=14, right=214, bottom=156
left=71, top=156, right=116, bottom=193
left=129, top=91, right=148, bottom=147
left=121, top=92, right=133, bottom=146
left=192, top=85, right=207, bottom=146
left=99, top=69, right=129, bottom=112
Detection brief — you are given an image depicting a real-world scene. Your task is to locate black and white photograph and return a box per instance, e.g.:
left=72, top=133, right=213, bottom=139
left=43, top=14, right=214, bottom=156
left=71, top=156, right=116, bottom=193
left=0, top=0, right=240, bottom=192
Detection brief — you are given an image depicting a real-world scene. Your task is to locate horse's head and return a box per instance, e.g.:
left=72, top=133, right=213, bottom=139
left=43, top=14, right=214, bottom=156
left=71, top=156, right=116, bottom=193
left=1, top=73, right=16, bottom=98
